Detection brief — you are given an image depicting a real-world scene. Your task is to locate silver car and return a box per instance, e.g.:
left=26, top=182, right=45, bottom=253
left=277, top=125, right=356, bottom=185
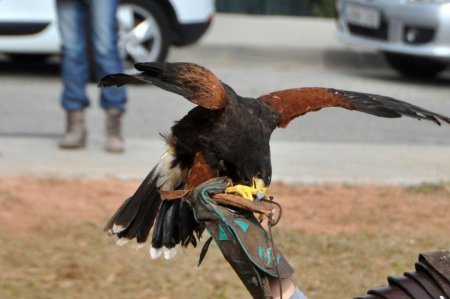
left=336, top=0, right=450, bottom=77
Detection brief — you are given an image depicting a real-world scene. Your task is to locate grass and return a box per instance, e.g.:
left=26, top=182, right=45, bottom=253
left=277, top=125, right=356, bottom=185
left=277, top=230, right=449, bottom=298
left=0, top=178, right=449, bottom=299
left=1, top=223, right=448, bottom=299
left=406, top=181, right=450, bottom=195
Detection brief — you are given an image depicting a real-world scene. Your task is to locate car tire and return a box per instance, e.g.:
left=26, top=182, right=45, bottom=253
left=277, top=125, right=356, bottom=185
left=117, top=0, right=170, bottom=73
left=382, top=52, right=448, bottom=78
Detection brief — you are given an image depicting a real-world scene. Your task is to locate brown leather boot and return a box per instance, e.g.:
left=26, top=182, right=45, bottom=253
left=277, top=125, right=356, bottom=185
left=105, top=108, right=124, bottom=153
left=59, top=109, right=87, bottom=149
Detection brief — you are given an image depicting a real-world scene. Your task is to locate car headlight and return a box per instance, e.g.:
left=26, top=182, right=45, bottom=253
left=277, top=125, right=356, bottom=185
left=407, top=0, right=450, bottom=3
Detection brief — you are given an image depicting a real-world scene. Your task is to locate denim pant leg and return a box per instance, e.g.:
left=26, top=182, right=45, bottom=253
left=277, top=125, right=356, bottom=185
left=90, top=0, right=127, bottom=111
left=57, top=0, right=90, bottom=111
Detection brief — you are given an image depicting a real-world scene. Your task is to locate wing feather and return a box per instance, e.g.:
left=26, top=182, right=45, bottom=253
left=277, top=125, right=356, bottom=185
left=259, top=87, right=450, bottom=128
left=99, top=62, right=227, bottom=110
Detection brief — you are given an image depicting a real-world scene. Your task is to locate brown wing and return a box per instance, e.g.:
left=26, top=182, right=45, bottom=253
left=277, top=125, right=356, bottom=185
left=99, top=62, right=227, bottom=110
left=259, top=87, right=450, bottom=128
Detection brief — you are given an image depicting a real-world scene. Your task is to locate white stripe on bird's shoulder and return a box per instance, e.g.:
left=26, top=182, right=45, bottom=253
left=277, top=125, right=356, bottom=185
left=154, top=147, right=188, bottom=192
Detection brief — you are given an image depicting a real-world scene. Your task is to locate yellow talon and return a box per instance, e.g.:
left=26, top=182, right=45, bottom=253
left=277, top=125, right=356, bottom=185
left=225, top=185, right=255, bottom=200
left=225, top=178, right=268, bottom=201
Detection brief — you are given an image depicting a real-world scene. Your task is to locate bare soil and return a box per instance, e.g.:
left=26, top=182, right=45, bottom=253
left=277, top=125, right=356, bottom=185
left=0, top=176, right=449, bottom=299
left=1, top=177, right=448, bottom=238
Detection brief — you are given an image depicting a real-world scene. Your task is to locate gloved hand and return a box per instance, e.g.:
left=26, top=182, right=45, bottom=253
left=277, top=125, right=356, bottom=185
left=187, top=177, right=294, bottom=299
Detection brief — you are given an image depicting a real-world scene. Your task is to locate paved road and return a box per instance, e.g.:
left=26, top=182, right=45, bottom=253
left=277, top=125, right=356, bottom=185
left=0, top=15, right=449, bottom=183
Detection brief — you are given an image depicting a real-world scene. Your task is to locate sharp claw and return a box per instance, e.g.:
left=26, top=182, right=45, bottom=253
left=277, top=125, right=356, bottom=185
left=255, top=191, right=265, bottom=201
left=224, top=178, right=269, bottom=201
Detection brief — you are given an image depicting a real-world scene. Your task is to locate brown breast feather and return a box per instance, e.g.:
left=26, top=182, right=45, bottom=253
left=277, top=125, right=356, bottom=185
left=186, top=152, right=218, bottom=193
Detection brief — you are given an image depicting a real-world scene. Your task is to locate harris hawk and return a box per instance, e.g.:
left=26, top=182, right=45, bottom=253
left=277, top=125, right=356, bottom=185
left=99, top=62, right=450, bottom=259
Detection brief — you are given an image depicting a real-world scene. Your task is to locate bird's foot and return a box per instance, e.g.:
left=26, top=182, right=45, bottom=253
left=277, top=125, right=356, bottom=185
left=225, top=178, right=268, bottom=201
left=225, top=184, right=257, bottom=201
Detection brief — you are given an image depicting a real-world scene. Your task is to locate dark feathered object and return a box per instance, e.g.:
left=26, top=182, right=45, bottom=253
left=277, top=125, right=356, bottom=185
left=355, top=251, right=450, bottom=299
left=99, top=62, right=450, bottom=259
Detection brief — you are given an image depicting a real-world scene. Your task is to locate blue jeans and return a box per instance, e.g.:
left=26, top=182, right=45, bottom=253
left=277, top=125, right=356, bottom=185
left=57, top=0, right=126, bottom=111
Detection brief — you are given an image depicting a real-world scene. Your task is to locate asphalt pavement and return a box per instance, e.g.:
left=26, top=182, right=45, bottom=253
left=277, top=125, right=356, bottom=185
left=0, top=14, right=449, bottom=184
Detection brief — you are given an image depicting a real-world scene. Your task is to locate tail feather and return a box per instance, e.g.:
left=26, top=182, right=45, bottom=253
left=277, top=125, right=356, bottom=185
left=104, top=196, right=133, bottom=234
left=135, top=193, right=163, bottom=243
left=105, top=154, right=170, bottom=244
left=107, top=171, right=162, bottom=243
left=105, top=148, right=202, bottom=259
left=179, top=200, right=202, bottom=247
left=162, top=200, right=180, bottom=248
left=105, top=166, right=159, bottom=233
left=121, top=177, right=162, bottom=243
left=151, top=199, right=202, bottom=252
left=150, top=201, right=168, bottom=249
left=150, top=200, right=183, bottom=249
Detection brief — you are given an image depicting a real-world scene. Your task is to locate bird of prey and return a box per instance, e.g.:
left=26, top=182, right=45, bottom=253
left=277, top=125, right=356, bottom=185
left=99, top=62, right=450, bottom=259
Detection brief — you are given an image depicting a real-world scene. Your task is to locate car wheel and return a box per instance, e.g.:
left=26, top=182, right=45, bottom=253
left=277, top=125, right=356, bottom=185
left=117, top=0, right=170, bottom=73
left=382, top=52, right=448, bottom=78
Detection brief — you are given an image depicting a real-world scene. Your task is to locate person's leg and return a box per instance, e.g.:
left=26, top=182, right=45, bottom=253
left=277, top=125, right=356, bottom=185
left=90, top=0, right=127, bottom=152
left=56, top=0, right=90, bottom=111
left=289, top=287, right=308, bottom=299
left=56, top=0, right=89, bottom=148
left=270, top=278, right=308, bottom=299
left=89, top=0, right=126, bottom=111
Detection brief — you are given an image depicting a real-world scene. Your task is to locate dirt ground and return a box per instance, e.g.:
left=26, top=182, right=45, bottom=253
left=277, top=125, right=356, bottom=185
left=0, top=176, right=449, bottom=299
left=1, top=177, right=449, bottom=238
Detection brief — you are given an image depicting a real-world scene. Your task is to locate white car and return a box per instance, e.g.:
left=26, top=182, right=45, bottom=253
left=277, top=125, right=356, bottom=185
left=0, top=0, right=214, bottom=72
left=336, top=0, right=450, bottom=77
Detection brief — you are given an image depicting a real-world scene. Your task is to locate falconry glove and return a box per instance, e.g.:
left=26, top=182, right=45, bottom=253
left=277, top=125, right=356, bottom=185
left=188, top=177, right=294, bottom=299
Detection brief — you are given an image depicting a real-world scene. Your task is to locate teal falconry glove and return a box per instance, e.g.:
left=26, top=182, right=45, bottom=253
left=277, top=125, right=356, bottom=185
left=188, top=177, right=294, bottom=299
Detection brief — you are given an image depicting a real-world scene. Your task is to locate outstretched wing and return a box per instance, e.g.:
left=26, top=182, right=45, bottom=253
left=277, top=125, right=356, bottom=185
left=259, top=87, right=450, bottom=128
left=99, top=62, right=227, bottom=110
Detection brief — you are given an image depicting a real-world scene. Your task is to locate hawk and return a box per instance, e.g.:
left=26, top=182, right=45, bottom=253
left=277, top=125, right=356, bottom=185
left=99, top=62, right=450, bottom=259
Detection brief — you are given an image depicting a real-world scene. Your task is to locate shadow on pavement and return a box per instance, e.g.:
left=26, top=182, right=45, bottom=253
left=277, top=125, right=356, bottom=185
left=1, top=50, right=449, bottom=87
left=347, top=68, right=450, bottom=88
left=0, top=56, right=59, bottom=77
left=0, top=132, right=60, bottom=139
